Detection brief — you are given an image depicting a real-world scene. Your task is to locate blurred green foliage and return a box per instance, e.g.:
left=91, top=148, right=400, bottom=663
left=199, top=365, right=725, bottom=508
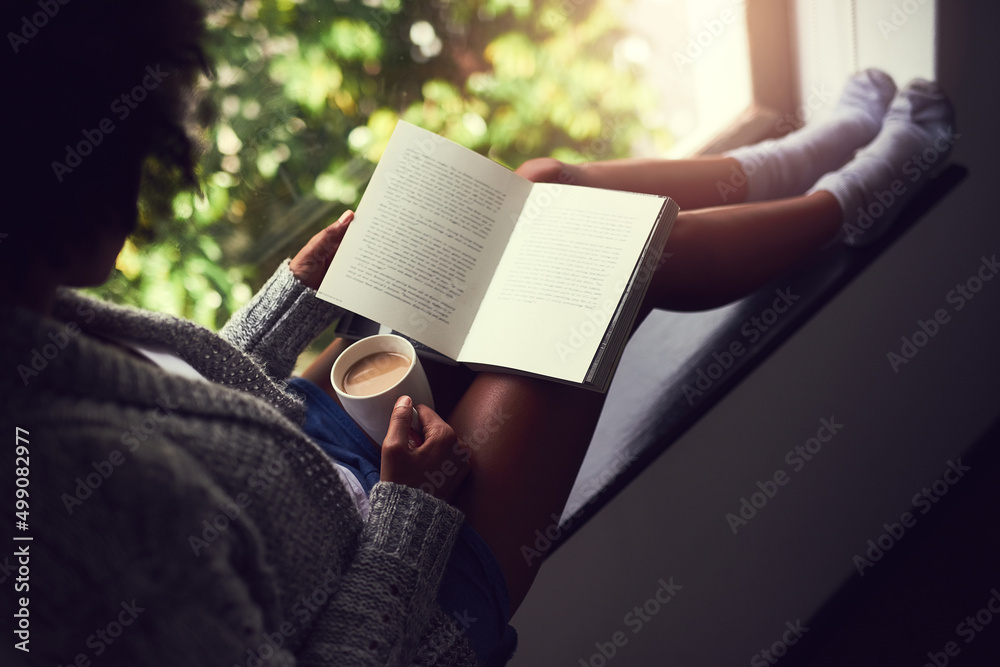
left=92, top=0, right=670, bottom=330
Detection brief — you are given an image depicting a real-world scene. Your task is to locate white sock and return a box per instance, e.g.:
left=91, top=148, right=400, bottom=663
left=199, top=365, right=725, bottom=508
left=809, top=79, right=957, bottom=246
left=724, top=69, right=897, bottom=202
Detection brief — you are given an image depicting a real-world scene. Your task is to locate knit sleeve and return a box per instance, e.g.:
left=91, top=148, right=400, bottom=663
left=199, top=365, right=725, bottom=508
left=26, top=426, right=477, bottom=667
left=25, top=426, right=296, bottom=666
left=295, top=482, right=478, bottom=666
left=219, top=259, right=345, bottom=381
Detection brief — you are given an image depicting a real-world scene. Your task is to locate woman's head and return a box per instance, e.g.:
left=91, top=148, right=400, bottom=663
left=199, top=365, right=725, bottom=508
left=1, top=0, right=208, bottom=286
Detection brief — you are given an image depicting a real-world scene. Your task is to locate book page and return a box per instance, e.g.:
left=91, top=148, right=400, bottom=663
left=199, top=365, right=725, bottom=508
left=318, top=121, right=532, bottom=359
left=459, top=184, right=667, bottom=382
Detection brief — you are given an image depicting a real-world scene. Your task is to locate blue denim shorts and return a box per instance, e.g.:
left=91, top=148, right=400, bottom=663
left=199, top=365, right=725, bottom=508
left=288, top=378, right=518, bottom=665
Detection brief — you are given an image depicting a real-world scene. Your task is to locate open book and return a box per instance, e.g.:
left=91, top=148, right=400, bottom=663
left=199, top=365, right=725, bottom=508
left=317, top=121, right=678, bottom=392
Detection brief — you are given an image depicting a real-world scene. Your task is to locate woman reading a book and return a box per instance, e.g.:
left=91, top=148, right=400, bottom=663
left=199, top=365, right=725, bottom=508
left=294, top=67, right=956, bottom=663
left=0, top=0, right=953, bottom=662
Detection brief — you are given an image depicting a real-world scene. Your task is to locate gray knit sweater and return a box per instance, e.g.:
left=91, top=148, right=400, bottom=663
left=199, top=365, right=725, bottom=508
left=0, top=262, right=479, bottom=666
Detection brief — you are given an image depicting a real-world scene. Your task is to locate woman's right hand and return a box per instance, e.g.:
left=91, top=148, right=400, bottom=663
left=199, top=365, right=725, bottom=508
left=380, top=396, right=471, bottom=503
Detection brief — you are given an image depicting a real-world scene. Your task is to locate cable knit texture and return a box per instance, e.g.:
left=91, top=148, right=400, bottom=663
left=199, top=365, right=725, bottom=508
left=0, top=261, right=478, bottom=666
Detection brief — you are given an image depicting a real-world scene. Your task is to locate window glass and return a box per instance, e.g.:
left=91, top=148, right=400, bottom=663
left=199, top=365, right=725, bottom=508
left=95, top=0, right=759, bottom=329
left=794, top=0, right=936, bottom=120
left=620, top=0, right=753, bottom=157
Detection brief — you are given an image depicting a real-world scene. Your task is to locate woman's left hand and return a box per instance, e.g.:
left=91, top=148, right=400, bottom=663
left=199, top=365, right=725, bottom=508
left=515, top=157, right=581, bottom=184
left=289, top=210, right=354, bottom=290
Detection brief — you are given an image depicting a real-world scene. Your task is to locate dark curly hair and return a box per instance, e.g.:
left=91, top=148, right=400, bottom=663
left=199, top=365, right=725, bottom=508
left=0, top=0, right=209, bottom=274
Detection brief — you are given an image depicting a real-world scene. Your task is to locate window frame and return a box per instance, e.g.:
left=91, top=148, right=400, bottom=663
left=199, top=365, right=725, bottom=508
left=695, top=0, right=800, bottom=155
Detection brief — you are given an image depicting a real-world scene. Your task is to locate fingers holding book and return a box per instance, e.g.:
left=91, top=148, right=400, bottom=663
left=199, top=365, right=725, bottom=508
left=290, top=209, right=354, bottom=289
left=515, top=157, right=580, bottom=185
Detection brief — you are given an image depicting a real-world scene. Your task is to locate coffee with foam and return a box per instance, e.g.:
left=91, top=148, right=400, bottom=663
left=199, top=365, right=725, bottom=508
left=342, top=351, right=411, bottom=396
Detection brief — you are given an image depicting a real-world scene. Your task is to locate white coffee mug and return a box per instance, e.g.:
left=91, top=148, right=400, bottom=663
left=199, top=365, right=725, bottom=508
left=331, top=334, right=434, bottom=445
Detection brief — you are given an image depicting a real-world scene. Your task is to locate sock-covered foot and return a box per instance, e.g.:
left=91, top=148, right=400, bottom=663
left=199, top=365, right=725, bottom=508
left=809, top=79, right=957, bottom=246
left=723, top=69, right=897, bottom=202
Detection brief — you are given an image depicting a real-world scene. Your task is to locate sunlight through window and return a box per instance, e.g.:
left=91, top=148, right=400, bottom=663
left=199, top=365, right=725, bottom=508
left=620, top=0, right=753, bottom=157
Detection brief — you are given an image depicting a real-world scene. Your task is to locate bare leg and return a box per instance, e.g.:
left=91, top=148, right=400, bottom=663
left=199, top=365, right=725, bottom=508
left=643, top=191, right=843, bottom=313
left=518, top=156, right=748, bottom=211
left=299, top=190, right=842, bottom=616
left=577, top=156, right=750, bottom=210
left=443, top=190, right=842, bottom=616
left=445, top=374, right=607, bottom=615
left=518, top=157, right=842, bottom=312
left=299, top=334, right=605, bottom=615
